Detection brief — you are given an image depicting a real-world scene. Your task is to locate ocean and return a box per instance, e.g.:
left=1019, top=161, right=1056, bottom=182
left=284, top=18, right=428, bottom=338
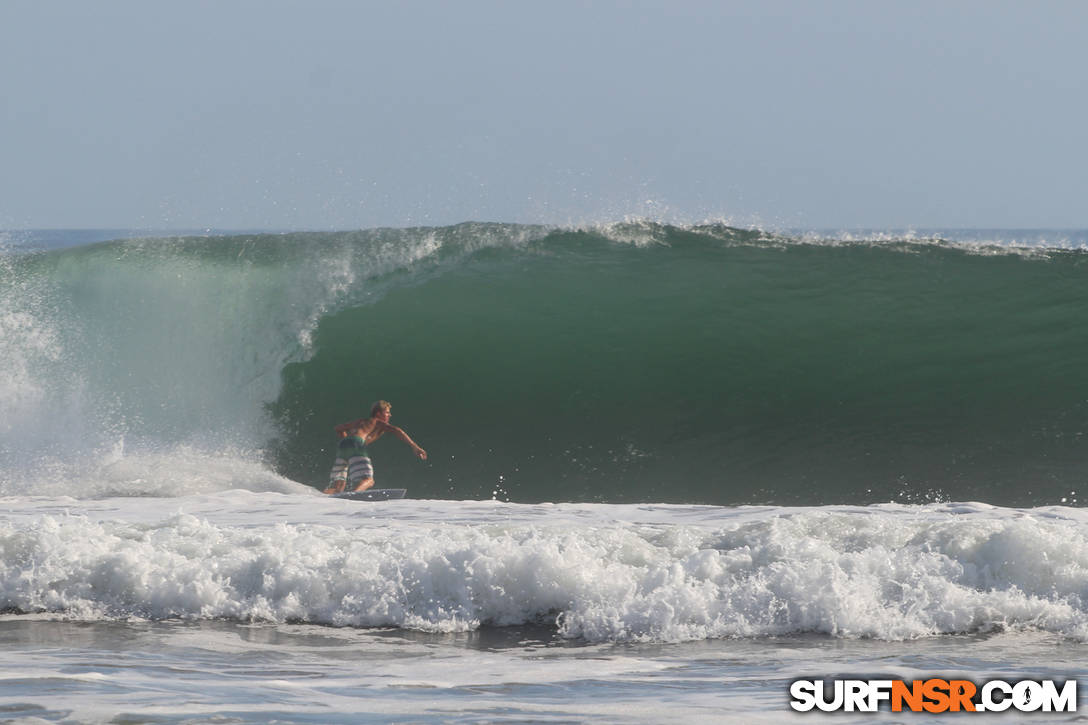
left=1, top=223, right=1086, bottom=722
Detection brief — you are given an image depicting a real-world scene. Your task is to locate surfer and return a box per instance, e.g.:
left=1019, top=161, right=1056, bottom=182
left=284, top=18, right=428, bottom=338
left=323, top=400, right=427, bottom=494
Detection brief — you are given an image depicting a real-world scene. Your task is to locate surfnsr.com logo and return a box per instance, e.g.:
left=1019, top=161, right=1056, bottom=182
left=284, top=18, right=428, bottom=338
left=789, top=678, right=1078, bottom=713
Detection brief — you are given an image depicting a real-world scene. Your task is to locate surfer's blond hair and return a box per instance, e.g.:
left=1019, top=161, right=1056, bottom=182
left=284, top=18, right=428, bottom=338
left=371, top=400, right=392, bottom=417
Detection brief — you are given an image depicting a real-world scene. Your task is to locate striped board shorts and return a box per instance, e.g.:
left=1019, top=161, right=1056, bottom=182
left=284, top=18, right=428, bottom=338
left=329, top=435, right=374, bottom=488
left=329, top=454, right=374, bottom=488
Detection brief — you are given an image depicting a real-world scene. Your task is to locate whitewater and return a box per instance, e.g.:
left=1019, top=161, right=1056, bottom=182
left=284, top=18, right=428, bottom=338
left=2, top=225, right=1087, bottom=722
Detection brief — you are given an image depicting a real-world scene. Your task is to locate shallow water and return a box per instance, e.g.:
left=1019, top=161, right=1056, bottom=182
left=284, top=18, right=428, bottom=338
left=3, top=619, right=1085, bottom=723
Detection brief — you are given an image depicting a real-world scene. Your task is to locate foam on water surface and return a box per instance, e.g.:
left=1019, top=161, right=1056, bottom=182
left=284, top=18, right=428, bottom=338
left=2, top=495, right=1085, bottom=644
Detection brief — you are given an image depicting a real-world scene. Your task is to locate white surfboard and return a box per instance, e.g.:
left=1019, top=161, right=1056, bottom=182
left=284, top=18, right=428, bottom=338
left=331, top=488, right=407, bottom=501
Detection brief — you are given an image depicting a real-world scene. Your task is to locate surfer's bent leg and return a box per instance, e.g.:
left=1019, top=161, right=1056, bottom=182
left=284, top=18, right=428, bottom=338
left=347, top=455, right=374, bottom=492
left=324, top=457, right=349, bottom=494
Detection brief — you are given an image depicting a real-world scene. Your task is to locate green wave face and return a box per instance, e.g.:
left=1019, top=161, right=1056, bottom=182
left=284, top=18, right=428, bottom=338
left=5, top=224, right=1087, bottom=505
left=268, top=227, right=1088, bottom=506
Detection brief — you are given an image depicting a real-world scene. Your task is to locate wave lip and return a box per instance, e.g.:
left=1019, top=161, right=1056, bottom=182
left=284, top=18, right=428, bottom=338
left=2, top=505, right=1085, bottom=643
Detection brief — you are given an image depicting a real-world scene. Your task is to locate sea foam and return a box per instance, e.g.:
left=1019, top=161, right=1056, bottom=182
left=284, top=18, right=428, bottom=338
left=1, top=499, right=1085, bottom=644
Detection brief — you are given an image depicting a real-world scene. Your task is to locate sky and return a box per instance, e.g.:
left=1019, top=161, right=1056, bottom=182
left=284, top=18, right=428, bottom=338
left=2, top=0, right=1087, bottom=230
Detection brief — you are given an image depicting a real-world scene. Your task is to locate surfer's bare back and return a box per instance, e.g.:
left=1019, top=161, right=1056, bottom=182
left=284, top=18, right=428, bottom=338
left=324, top=400, right=427, bottom=494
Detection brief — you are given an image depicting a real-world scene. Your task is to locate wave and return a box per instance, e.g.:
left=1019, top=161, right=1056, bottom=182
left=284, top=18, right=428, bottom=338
left=1, top=501, right=1085, bottom=643
left=2, top=223, right=1087, bottom=505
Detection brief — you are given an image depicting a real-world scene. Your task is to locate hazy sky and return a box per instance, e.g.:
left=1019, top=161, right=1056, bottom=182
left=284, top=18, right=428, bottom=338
left=3, top=1, right=1086, bottom=230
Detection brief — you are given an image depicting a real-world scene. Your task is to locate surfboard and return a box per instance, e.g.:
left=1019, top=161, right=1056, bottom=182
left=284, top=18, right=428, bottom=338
left=331, top=488, right=407, bottom=501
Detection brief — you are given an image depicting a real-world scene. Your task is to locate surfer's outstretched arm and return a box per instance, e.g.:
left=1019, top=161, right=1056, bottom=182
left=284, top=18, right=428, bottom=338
left=374, top=421, right=427, bottom=460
